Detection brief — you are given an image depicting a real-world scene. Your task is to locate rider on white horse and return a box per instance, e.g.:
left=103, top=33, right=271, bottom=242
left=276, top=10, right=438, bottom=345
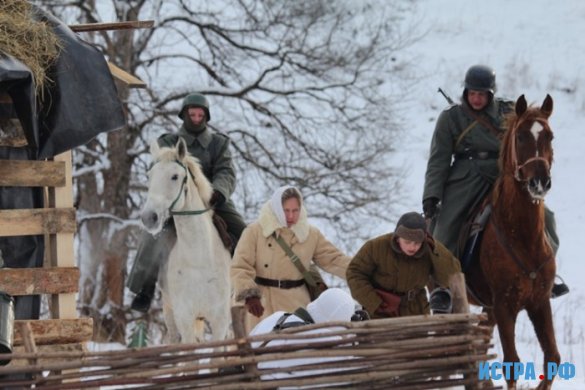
left=128, top=93, right=246, bottom=312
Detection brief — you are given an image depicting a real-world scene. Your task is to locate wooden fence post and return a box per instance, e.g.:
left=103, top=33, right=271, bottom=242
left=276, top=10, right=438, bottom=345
left=449, top=272, right=470, bottom=314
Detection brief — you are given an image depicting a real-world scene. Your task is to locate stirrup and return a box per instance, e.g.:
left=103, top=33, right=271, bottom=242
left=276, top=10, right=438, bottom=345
left=551, top=275, right=569, bottom=299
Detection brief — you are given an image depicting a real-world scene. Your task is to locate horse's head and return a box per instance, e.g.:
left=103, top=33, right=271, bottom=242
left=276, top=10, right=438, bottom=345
left=501, top=94, right=554, bottom=201
left=141, top=137, right=213, bottom=234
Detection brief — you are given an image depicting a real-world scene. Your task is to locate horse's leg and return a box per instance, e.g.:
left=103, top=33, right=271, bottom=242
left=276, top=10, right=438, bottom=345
left=493, top=298, right=521, bottom=390
left=526, top=300, right=560, bottom=390
left=158, top=259, right=181, bottom=344
left=160, top=291, right=181, bottom=344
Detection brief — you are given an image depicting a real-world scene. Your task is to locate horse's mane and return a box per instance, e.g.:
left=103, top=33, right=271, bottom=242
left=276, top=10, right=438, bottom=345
left=154, top=146, right=214, bottom=204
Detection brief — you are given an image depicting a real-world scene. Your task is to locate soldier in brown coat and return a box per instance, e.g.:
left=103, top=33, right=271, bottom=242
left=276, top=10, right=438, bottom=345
left=346, top=212, right=460, bottom=318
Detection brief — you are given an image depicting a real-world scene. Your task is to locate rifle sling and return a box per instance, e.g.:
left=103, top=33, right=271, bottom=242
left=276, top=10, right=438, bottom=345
left=454, top=120, right=478, bottom=149
left=462, top=105, right=503, bottom=140
left=272, top=233, right=317, bottom=286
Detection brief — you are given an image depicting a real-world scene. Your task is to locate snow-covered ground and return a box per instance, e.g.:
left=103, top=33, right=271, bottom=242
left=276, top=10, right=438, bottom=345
left=393, top=1, right=585, bottom=388
left=85, top=1, right=585, bottom=388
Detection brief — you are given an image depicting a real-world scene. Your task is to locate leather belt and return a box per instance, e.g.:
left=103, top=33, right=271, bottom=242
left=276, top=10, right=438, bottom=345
left=376, top=286, right=425, bottom=302
left=454, top=151, right=498, bottom=160
left=255, top=276, right=305, bottom=289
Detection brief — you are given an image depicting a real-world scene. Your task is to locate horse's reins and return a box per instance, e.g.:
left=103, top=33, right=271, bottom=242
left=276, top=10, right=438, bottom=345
left=165, top=159, right=211, bottom=216
left=490, top=116, right=554, bottom=280
left=468, top=112, right=553, bottom=307
left=491, top=214, right=553, bottom=280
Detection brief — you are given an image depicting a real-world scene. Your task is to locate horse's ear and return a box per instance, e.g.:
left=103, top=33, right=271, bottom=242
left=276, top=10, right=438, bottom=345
left=176, top=137, right=187, bottom=160
left=541, top=94, right=553, bottom=118
left=150, top=139, right=161, bottom=156
left=515, top=94, right=527, bottom=116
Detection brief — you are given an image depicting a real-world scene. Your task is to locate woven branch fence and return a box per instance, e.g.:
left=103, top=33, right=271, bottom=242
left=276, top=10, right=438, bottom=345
left=0, top=313, right=499, bottom=389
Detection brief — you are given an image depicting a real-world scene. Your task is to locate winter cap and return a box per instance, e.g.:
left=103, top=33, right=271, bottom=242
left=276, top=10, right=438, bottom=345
left=307, top=288, right=355, bottom=324
left=394, top=212, right=427, bottom=243
left=270, top=185, right=303, bottom=227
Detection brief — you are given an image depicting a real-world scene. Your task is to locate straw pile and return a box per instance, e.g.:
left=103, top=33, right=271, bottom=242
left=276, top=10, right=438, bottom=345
left=0, top=0, right=61, bottom=97
left=0, top=313, right=499, bottom=389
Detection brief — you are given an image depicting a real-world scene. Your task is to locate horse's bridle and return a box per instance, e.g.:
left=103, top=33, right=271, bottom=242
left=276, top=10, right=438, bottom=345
left=161, top=159, right=211, bottom=216
left=509, top=117, right=551, bottom=182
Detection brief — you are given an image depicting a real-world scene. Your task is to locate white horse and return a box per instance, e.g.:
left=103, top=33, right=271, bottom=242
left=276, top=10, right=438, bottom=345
left=141, top=137, right=231, bottom=344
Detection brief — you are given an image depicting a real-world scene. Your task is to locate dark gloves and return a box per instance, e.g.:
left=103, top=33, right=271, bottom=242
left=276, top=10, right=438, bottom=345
left=423, top=197, right=440, bottom=220
left=210, top=190, right=225, bottom=207
left=245, top=296, right=265, bottom=318
left=374, top=289, right=401, bottom=317
left=375, top=302, right=398, bottom=317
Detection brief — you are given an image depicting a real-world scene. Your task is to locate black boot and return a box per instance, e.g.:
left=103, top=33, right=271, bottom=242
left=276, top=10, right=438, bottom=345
left=551, top=276, right=569, bottom=299
left=131, top=292, right=153, bottom=313
left=131, top=281, right=156, bottom=313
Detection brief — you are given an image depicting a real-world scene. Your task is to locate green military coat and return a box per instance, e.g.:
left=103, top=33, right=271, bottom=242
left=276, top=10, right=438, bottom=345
left=422, top=97, right=512, bottom=255
left=160, top=126, right=235, bottom=206
left=346, top=233, right=460, bottom=318
left=127, top=126, right=245, bottom=296
left=158, top=126, right=245, bottom=235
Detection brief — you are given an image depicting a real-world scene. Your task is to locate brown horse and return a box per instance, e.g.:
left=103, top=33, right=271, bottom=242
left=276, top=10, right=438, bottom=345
left=466, top=94, right=560, bottom=389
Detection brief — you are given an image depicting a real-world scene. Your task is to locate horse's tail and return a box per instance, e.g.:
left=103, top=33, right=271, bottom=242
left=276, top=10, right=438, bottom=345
left=194, top=317, right=206, bottom=342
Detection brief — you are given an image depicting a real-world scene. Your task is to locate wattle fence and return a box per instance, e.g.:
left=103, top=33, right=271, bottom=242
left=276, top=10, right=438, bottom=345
left=0, top=312, right=498, bottom=389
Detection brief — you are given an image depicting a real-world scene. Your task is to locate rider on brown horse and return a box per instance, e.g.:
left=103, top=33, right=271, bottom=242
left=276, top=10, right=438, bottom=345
left=422, top=64, right=568, bottom=299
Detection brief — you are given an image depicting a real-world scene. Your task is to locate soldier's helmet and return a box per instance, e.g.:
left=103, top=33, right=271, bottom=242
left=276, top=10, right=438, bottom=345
left=464, top=65, right=496, bottom=94
left=178, top=93, right=211, bottom=121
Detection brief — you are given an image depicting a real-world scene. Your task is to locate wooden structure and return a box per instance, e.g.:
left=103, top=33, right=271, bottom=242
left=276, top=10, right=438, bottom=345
left=0, top=19, right=152, bottom=361
left=72, top=20, right=154, bottom=89
left=0, top=151, right=93, bottom=362
left=0, top=313, right=498, bottom=389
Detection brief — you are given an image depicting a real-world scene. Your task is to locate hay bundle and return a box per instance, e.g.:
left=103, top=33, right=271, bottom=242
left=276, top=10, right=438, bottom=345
left=0, top=0, right=61, bottom=96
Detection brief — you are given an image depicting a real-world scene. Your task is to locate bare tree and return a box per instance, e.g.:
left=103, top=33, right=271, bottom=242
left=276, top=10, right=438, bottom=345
left=35, top=0, right=420, bottom=343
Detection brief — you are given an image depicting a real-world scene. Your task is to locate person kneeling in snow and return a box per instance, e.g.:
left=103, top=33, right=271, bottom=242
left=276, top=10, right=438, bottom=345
left=248, top=288, right=362, bottom=384
left=347, top=212, right=461, bottom=318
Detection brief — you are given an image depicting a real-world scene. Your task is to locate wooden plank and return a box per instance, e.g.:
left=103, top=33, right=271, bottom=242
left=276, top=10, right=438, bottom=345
left=69, top=20, right=154, bottom=32
left=13, top=318, right=93, bottom=346
left=0, top=120, right=28, bottom=147
left=0, top=159, right=66, bottom=187
left=450, top=272, right=470, bottom=314
left=16, top=322, right=38, bottom=367
left=9, top=343, right=87, bottom=367
left=0, top=267, right=79, bottom=296
left=107, top=62, right=147, bottom=88
left=49, top=151, right=77, bottom=319
left=0, top=208, right=76, bottom=237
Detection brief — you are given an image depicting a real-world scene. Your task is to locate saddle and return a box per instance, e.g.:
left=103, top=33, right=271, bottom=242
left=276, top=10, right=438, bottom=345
left=212, top=213, right=234, bottom=253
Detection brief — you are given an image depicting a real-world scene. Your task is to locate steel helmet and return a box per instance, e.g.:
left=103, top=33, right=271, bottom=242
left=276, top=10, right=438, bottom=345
left=178, top=93, right=211, bottom=121
left=464, top=65, right=496, bottom=94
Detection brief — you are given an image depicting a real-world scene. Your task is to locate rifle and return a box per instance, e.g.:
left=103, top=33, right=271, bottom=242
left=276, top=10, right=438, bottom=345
left=437, top=87, right=454, bottom=105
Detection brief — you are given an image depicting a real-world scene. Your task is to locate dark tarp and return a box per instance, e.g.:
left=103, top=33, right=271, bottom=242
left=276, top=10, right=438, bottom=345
left=0, top=55, right=38, bottom=151
left=0, top=5, right=126, bottom=320
left=35, top=6, right=126, bottom=158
